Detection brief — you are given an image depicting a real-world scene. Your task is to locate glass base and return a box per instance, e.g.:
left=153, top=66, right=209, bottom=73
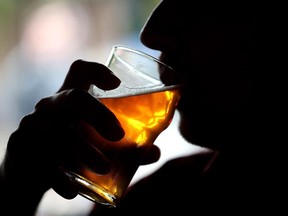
left=64, top=171, right=117, bottom=208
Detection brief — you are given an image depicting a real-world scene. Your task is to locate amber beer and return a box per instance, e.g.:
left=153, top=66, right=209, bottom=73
left=68, top=85, right=181, bottom=207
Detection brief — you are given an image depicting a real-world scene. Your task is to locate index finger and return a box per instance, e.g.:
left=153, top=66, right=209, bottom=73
left=57, top=60, right=121, bottom=92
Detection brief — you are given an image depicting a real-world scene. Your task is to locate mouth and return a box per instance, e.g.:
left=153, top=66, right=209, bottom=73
left=157, top=48, right=199, bottom=107
left=158, top=52, right=178, bottom=73
left=159, top=51, right=191, bottom=93
left=158, top=51, right=191, bottom=80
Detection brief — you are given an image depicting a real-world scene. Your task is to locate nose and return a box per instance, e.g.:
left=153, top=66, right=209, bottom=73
left=140, top=22, right=177, bottom=52
left=139, top=2, right=180, bottom=52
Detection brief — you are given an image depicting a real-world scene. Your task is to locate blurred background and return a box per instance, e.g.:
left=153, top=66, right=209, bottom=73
left=0, top=1, right=203, bottom=215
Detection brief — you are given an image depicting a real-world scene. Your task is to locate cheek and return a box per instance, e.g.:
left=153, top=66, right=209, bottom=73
left=197, top=65, right=253, bottom=113
left=184, top=37, right=253, bottom=113
left=186, top=32, right=225, bottom=64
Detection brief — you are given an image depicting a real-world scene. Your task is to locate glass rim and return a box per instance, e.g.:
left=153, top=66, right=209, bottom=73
left=111, top=45, right=176, bottom=73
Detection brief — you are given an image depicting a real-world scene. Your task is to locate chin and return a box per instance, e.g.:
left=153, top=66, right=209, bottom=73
left=177, top=110, right=224, bottom=151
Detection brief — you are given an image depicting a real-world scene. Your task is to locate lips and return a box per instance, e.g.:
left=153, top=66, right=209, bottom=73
left=159, top=52, right=179, bottom=73
left=160, top=53, right=189, bottom=84
left=158, top=52, right=189, bottom=109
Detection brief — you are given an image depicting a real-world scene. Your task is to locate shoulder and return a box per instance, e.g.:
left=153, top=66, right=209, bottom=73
left=122, top=150, right=217, bottom=201
left=137, top=149, right=216, bottom=182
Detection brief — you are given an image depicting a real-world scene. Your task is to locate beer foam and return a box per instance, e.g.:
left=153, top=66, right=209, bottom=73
left=91, top=84, right=180, bottom=98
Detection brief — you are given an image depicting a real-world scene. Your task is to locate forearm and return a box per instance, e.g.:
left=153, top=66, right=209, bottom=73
left=0, top=157, right=44, bottom=215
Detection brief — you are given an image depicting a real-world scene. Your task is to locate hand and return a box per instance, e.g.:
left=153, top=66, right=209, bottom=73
left=1, top=60, right=160, bottom=201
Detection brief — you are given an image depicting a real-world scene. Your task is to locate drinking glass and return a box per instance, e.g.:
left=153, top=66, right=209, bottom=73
left=64, top=45, right=182, bottom=207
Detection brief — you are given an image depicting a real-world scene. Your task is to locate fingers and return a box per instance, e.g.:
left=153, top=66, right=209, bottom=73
left=57, top=60, right=121, bottom=92
left=54, top=122, right=112, bottom=174
left=140, top=145, right=161, bottom=165
left=34, top=89, right=125, bottom=141
left=109, top=144, right=161, bottom=165
left=15, top=110, right=112, bottom=175
left=51, top=168, right=79, bottom=199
